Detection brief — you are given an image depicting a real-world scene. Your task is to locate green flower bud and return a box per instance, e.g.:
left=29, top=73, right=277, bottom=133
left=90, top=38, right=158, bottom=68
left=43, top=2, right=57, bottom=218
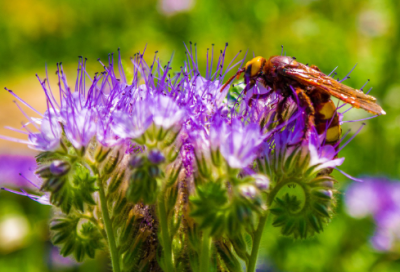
left=94, top=146, right=112, bottom=162
left=190, top=181, right=261, bottom=237
left=268, top=174, right=336, bottom=239
left=108, top=170, right=126, bottom=194
left=41, top=162, right=97, bottom=214
left=127, top=168, right=159, bottom=204
left=103, top=151, right=120, bottom=174
left=35, top=164, right=52, bottom=178
left=50, top=160, right=71, bottom=176
left=50, top=215, right=104, bottom=262
left=128, top=156, right=145, bottom=169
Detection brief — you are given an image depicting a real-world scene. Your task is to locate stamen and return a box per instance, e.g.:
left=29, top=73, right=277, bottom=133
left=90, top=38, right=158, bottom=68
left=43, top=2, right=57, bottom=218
left=341, top=116, right=377, bottom=123
left=19, top=173, right=40, bottom=189
left=118, top=48, right=127, bottom=84
left=0, top=135, right=31, bottom=145
left=45, top=64, right=60, bottom=108
left=337, top=123, right=366, bottom=153
left=13, top=101, right=40, bottom=130
left=4, top=126, right=29, bottom=135
left=327, top=66, right=338, bottom=77
left=360, top=79, right=370, bottom=91
left=334, top=167, right=364, bottom=182
left=339, top=64, right=357, bottom=83
left=5, top=88, right=43, bottom=116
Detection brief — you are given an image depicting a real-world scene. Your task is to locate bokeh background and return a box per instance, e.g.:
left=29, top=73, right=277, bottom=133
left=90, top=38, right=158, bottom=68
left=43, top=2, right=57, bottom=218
left=0, top=0, right=399, bottom=271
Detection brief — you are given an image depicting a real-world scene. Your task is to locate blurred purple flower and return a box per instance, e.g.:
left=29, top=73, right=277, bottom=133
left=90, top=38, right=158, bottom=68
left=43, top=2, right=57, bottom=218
left=0, top=154, right=37, bottom=187
left=0, top=154, right=50, bottom=205
left=345, top=178, right=400, bottom=251
left=49, top=245, right=78, bottom=269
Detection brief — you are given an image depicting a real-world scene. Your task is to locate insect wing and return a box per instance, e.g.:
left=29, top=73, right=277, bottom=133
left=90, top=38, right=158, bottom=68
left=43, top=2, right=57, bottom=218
left=279, top=65, right=386, bottom=115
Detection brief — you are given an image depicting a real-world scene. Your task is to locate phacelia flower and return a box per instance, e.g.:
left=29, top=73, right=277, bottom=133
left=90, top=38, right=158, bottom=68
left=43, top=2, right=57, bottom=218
left=219, top=119, right=263, bottom=169
left=0, top=43, right=381, bottom=271
left=345, top=178, right=400, bottom=251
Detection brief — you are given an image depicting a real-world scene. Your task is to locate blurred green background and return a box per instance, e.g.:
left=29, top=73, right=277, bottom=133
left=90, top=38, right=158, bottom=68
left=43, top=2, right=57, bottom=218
left=0, top=0, right=399, bottom=271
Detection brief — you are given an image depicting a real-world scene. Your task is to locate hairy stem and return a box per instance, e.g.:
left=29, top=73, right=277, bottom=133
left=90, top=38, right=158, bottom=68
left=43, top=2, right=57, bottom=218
left=200, top=229, right=212, bottom=272
left=247, top=212, right=268, bottom=272
left=248, top=187, right=279, bottom=272
left=98, top=180, right=120, bottom=272
left=158, top=194, right=175, bottom=272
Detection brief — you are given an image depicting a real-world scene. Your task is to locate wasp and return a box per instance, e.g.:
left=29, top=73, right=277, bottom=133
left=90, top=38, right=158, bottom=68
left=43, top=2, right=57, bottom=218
left=220, top=56, right=386, bottom=148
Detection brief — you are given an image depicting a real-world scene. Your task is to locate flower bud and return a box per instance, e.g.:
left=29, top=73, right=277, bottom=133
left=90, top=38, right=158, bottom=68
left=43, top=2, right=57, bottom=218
left=94, top=146, right=111, bottom=162
left=103, top=152, right=120, bottom=174
left=252, top=174, right=270, bottom=190
left=108, top=170, right=126, bottom=194
left=148, top=149, right=165, bottom=164
left=148, top=165, right=161, bottom=178
left=35, top=164, right=52, bottom=178
left=239, top=184, right=258, bottom=200
left=50, top=160, right=71, bottom=176
left=128, top=155, right=144, bottom=169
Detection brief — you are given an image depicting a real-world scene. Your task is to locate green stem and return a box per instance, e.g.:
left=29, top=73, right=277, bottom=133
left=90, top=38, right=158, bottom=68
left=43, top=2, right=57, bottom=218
left=199, top=229, right=211, bottom=272
left=247, top=212, right=268, bottom=272
left=248, top=188, right=279, bottom=272
left=158, top=196, right=175, bottom=272
left=98, top=180, right=120, bottom=272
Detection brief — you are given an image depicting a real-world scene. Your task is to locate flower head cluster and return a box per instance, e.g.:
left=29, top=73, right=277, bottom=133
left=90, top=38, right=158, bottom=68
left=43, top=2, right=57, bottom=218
left=0, top=44, right=374, bottom=270
left=345, top=178, right=400, bottom=251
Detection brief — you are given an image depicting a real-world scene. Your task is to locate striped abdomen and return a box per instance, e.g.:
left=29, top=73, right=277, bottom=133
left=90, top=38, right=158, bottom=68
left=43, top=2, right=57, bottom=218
left=309, top=91, right=341, bottom=149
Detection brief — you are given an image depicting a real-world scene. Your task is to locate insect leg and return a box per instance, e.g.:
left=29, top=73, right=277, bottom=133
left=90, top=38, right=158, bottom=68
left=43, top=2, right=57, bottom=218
left=277, top=95, right=289, bottom=124
left=294, top=87, right=315, bottom=138
left=248, top=90, right=273, bottom=106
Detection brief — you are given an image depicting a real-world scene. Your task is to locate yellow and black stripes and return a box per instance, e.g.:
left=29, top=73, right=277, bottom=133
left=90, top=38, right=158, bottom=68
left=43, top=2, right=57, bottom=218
left=309, top=89, right=341, bottom=148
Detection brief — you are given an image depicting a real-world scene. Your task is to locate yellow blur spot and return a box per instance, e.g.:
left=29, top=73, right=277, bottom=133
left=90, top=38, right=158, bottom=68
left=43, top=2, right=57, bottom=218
left=319, top=101, right=336, bottom=120
left=326, top=126, right=340, bottom=142
left=245, top=56, right=265, bottom=77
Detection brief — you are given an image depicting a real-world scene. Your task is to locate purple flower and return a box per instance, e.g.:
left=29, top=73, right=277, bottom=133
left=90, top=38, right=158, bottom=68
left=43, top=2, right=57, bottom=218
left=151, top=95, right=185, bottom=129
left=28, top=110, right=62, bottom=151
left=111, top=101, right=153, bottom=140
left=262, top=112, right=344, bottom=175
left=345, top=178, right=400, bottom=251
left=0, top=155, right=37, bottom=187
left=220, top=119, right=263, bottom=169
left=0, top=154, right=49, bottom=205
left=63, top=108, right=97, bottom=149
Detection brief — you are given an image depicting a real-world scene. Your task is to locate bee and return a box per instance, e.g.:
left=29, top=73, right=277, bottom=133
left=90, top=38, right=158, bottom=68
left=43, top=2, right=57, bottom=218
left=220, top=56, right=386, bottom=148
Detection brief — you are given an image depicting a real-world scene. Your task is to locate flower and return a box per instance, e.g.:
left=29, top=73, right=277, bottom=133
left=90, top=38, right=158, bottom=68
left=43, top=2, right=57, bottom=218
left=345, top=178, right=400, bottom=251
left=0, top=155, right=37, bottom=187
left=111, top=101, right=153, bottom=140
left=0, top=44, right=382, bottom=270
left=220, top=119, right=263, bottom=169
left=151, top=95, right=185, bottom=129
left=28, top=110, right=62, bottom=151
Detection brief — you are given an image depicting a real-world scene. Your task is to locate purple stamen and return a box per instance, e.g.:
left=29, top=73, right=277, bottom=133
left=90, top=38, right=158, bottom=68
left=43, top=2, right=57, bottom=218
left=337, top=123, right=366, bottom=153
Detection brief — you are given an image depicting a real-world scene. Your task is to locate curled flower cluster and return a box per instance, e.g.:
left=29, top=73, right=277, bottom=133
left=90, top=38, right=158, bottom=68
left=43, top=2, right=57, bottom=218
left=345, top=178, right=400, bottom=251
left=1, top=44, right=372, bottom=272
